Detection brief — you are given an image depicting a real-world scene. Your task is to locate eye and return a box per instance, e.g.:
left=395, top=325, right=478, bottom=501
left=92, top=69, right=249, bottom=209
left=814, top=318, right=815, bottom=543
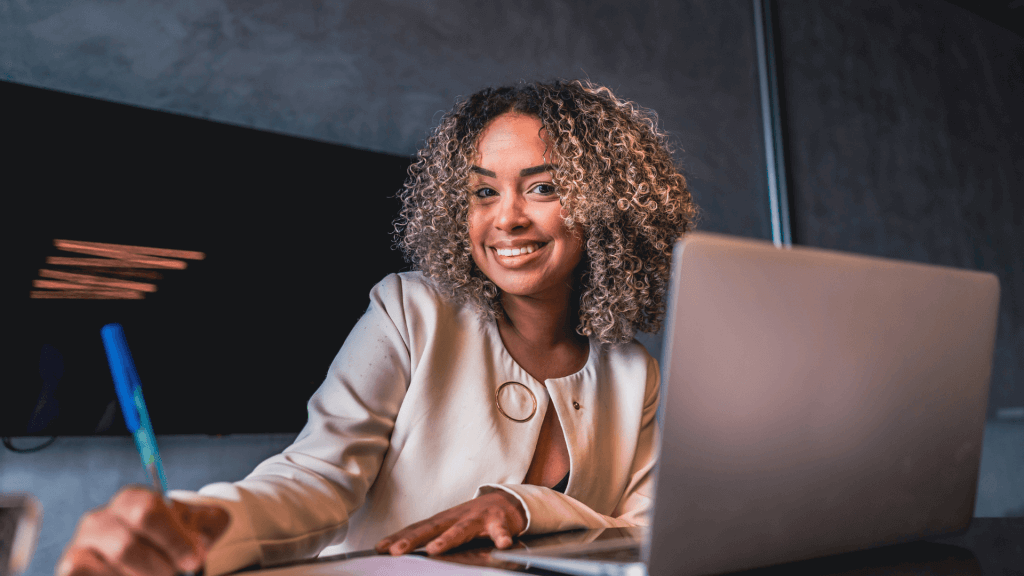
left=529, top=183, right=557, bottom=196
left=473, top=187, right=498, bottom=199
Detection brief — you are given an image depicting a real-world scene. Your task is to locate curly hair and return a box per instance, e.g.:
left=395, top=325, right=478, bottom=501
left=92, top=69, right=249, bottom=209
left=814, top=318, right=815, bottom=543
left=394, top=79, right=697, bottom=344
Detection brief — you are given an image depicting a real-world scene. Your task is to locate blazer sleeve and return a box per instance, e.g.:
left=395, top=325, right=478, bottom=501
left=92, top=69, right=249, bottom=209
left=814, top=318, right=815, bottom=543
left=475, top=355, right=661, bottom=535
left=168, top=274, right=413, bottom=576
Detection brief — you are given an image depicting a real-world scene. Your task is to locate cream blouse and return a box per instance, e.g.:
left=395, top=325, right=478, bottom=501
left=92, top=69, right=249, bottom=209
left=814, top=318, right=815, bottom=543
left=170, top=272, right=660, bottom=576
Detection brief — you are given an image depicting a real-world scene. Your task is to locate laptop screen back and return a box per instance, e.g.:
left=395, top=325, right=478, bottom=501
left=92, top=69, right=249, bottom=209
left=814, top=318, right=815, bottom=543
left=649, top=233, right=999, bottom=576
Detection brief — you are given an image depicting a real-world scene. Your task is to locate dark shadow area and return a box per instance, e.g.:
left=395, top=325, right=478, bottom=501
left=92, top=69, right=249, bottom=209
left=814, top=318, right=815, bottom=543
left=3, top=80, right=413, bottom=436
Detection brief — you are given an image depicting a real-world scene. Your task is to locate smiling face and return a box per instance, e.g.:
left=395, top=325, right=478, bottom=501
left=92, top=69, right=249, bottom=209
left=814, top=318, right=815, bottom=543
left=467, top=113, right=584, bottom=301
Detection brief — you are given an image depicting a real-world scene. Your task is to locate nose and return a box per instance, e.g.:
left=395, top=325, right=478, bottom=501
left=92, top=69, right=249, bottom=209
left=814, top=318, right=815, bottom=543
left=495, top=191, right=530, bottom=231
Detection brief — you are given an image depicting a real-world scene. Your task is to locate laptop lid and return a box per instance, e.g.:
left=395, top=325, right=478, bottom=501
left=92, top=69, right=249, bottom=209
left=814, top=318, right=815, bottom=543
left=648, top=232, right=999, bottom=575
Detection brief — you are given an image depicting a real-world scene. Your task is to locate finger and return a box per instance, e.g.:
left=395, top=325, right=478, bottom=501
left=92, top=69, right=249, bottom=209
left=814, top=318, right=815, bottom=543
left=376, top=514, right=437, bottom=552
left=485, top=520, right=514, bottom=549
left=110, top=489, right=204, bottom=572
left=57, top=546, right=120, bottom=576
left=425, top=520, right=478, bottom=556
left=375, top=521, right=422, bottom=553
left=387, top=538, right=416, bottom=556
left=374, top=536, right=397, bottom=554
left=387, top=515, right=460, bottom=555
left=72, top=510, right=179, bottom=576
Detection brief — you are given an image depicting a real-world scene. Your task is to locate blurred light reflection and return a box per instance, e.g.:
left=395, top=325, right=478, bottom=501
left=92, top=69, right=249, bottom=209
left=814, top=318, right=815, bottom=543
left=29, top=240, right=205, bottom=300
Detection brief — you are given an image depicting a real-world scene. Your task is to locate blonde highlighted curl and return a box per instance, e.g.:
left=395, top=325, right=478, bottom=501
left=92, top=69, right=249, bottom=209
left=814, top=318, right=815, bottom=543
left=394, top=79, right=697, bottom=344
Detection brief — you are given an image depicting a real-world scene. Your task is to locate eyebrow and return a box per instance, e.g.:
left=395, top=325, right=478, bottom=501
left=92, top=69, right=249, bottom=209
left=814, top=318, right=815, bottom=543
left=469, top=164, right=554, bottom=178
left=519, top=163, right=554, bottom=177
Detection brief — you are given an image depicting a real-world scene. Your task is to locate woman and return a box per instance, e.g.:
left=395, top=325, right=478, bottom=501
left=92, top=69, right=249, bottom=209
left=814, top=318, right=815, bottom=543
left=58, top=79, right=696, bottom=576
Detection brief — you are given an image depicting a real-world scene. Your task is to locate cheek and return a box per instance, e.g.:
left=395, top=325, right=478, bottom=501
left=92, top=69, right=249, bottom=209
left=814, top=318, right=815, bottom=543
left=466, top=214, right=488, bottom=267
left=544, top=208, right=574, bottom=243
left=556, top=221, right=585, bottom=265
left=466, top=210, right=483, bottom=245
left=564, top=234, right=585, bottom=268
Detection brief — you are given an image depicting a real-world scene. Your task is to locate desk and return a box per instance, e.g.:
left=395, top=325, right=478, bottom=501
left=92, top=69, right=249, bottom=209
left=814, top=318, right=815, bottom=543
left=247, top=518, right=1022, bottom=575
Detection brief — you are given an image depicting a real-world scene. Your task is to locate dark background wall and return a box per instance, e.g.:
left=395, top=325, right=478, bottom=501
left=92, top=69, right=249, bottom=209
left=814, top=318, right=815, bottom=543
left=775, top=0, right=1023, bottom=420
left=1, top=1, right=1021, bottom=574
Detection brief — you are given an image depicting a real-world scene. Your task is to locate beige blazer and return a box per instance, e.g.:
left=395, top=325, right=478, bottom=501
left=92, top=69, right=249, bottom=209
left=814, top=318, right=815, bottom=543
left=171, top=272, right=660, bottom=576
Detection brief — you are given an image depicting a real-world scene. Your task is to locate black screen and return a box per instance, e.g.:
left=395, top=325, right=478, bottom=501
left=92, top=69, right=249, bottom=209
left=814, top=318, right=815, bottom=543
left=4, top=80, right=414, bottom=436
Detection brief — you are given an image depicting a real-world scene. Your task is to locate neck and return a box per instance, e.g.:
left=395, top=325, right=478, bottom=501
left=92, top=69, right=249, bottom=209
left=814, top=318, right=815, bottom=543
left=499, top=285, right=584, bottom=351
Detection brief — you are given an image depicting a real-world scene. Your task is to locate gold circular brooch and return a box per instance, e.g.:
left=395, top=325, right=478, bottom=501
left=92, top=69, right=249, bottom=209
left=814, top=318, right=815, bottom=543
left=495, top=381, right=538, bottom=423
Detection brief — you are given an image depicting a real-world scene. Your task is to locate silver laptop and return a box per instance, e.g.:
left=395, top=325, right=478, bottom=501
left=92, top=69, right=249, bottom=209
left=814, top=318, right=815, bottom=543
left=493, top=232, right=1000, bottom=576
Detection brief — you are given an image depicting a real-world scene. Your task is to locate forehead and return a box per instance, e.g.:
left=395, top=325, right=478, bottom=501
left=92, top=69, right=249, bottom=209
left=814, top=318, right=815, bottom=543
left=473, top=113, right=552, bottom=164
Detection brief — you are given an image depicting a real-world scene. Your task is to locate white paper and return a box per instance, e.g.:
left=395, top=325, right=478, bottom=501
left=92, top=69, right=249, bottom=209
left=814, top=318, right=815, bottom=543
left=249, top=554, right=522, bottom=576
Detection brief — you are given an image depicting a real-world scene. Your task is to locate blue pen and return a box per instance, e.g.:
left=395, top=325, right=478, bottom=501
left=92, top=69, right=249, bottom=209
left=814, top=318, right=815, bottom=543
left=101, top=324, right=201, bottom=576
left=101, top=323, right=169, bottom=493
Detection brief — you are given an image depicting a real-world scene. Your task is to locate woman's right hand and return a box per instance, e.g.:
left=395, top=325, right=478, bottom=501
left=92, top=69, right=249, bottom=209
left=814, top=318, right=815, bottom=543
left=57, top=486, right=230, bottom=576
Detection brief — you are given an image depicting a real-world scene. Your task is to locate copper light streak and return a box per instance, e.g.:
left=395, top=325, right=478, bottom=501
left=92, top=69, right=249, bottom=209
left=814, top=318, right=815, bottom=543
left=30, top=240, right=205, bottom=300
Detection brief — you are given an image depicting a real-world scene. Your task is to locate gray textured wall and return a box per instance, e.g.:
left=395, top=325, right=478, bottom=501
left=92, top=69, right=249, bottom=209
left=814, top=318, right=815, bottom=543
left=775, top=0, right=1024, bottom=419
left=0, top=0, right=772, bottom=240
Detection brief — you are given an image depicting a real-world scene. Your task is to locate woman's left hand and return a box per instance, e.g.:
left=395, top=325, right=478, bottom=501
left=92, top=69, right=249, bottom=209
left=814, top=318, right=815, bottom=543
left=375, top=490, right=527, bottom=556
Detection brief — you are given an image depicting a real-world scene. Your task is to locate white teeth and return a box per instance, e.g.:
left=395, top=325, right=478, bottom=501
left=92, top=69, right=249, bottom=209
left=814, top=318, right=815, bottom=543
left=496, top=244, right=540, bottom=257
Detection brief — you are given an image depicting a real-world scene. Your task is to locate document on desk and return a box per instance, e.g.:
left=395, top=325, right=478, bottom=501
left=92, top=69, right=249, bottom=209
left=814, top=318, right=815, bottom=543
left=249, top=555, right=521, bottom=576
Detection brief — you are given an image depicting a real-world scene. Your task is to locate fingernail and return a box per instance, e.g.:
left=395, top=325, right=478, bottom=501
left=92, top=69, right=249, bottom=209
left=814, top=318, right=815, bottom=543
left=395, top=540, right=409, bottom=553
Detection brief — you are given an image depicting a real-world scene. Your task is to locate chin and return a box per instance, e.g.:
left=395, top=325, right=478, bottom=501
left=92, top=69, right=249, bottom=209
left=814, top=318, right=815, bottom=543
left=491, top=279, right=540, bottom=297
left=493, top=276, right=565, bottom=299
